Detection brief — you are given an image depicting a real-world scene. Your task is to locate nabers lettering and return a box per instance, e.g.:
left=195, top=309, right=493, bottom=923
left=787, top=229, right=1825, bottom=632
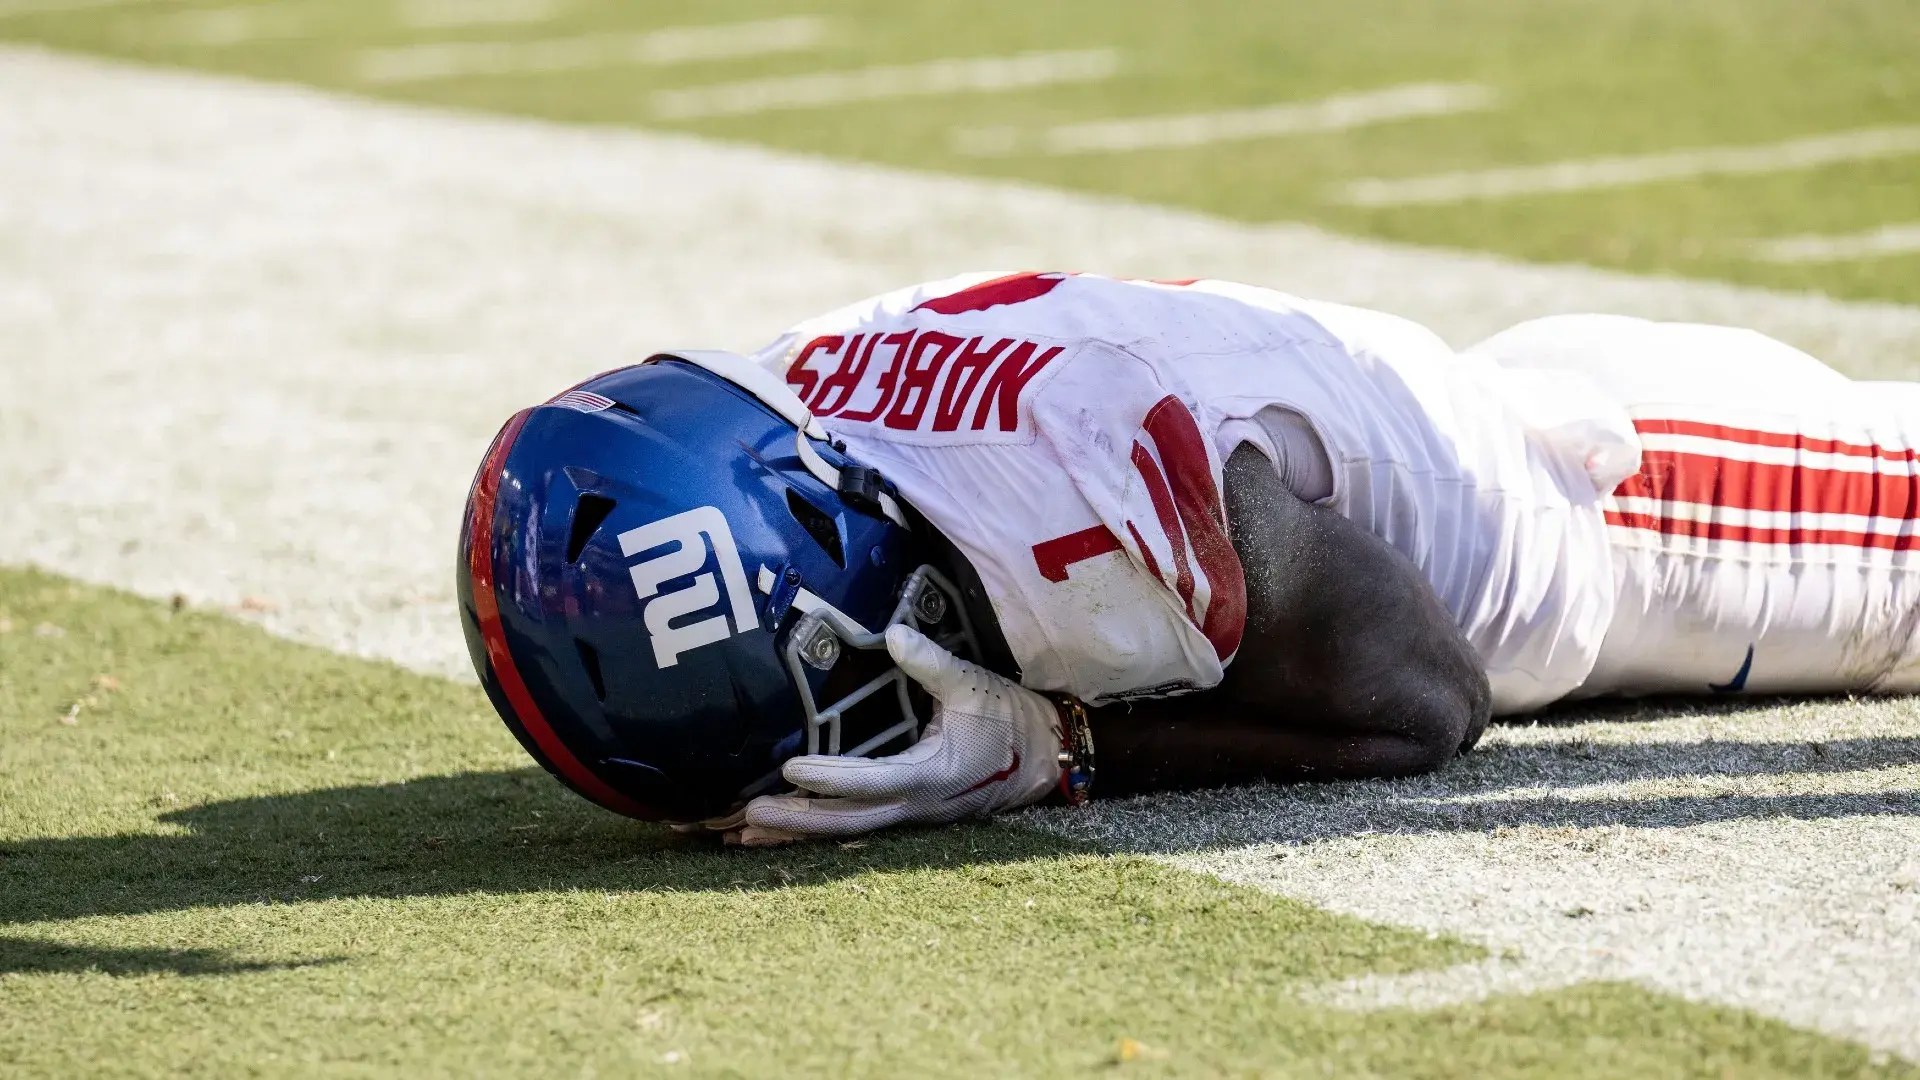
left=886, top=331, right=964, bottom=430
left=972, top=340, right=1065, bottom=432
left=785, top=335, right=841, bottom=404
left=933, top=337, right=1012, bottom=432
left=839, top=331, right=915, bottom=423
left=788, top=329, right=1067, bottom=434
left=811, top=334, right=876, bottom=416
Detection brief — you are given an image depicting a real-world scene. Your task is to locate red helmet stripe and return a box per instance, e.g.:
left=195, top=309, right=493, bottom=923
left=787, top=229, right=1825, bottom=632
left=467, top=409, right=651, bottom=818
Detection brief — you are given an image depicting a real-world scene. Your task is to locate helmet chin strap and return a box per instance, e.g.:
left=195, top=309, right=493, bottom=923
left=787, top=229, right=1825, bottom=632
left=792, top=433, right=909, bottom=528
left=647, top=349, right=910, bottom=529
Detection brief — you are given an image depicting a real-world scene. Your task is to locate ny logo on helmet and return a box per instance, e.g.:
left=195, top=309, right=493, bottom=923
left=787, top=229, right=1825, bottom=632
left=618, top=506, right=757, bottom=668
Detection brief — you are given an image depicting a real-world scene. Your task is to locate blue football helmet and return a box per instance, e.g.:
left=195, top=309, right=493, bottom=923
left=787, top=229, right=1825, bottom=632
left=457, top=351, right=982, bottom=822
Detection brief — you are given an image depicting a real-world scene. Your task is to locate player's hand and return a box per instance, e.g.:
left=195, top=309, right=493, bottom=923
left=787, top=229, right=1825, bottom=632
left=668, top=807, right=811, bottom=847
left=734, top=625, right=1063, bottom=844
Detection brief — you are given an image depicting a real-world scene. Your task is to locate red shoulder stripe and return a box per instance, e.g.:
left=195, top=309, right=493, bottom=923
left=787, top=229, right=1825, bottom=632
left=913, top=272, right=1069, bottom=314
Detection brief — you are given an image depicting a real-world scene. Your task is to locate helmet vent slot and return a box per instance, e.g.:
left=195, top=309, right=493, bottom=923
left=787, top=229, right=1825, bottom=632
left=566, top=493, right=618, bottom=563
left=785, top=489, right=845, bottom=567
left=575, top=638, right=608, bottom=702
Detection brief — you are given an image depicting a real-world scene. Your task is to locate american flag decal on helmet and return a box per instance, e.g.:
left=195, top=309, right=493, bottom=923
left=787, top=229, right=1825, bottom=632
left=549, top=389, right=616, bottom=413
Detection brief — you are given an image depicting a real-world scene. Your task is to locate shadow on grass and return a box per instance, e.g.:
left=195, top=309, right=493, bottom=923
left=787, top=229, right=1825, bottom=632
left=1450, top=731, right=1920, bottom=794
left=1022, top=718, right=1920, bottom=853
left=0, top=935, right=340, bottom=978
left=1522, top=691, right=1897, bottom=726
left=8, top=718, right=1918, bottom=924
left=0, top=768, right=1084, bottom=928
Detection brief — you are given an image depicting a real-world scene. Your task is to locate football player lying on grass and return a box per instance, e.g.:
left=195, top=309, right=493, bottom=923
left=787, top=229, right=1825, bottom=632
left=460, top=272, right=1920, bottom=845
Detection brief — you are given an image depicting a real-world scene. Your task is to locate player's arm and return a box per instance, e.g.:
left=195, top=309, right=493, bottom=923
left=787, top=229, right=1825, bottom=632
left=1087, top=442, right=1493, bottom=796
left=735, top=445, right=1491, bottom=843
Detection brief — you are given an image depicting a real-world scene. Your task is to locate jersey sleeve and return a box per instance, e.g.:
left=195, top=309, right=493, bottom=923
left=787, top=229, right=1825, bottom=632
left=1029, top=346, right=1248, bottom=679
left=754, top=273, right=1250, bottom=703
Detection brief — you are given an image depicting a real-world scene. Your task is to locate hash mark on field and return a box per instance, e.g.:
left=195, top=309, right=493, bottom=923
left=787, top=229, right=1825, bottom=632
left=0, top=0, right=143, bottom=17
left=954, top=82, right=1497, bottom=157
left=10, top=44, right=1920, bottom=1063
left=1301, top=956, right=1579, bottom=1011
left=396, top=0, right=558, bottom=30
left=358, top=16, right=828, bottom=83
left=651, top=48, right=1123, bottom=121
left=1339, top=125, right=1920, bottom=207
left=1753, top=223, right=1920, bottom=264
left=133, top=1, right=309, bottom=46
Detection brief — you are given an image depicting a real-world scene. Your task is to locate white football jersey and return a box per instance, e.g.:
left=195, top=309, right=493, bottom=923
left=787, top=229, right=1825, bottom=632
left=753, top=272, right=1636, bottom=713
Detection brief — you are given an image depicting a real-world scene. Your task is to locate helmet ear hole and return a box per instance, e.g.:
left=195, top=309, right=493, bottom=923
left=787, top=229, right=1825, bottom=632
left=574, top=638, right=608, bottom=702
left=785, top=489, right=845, bottom=567
left=566, top=493, right=618, bottom=563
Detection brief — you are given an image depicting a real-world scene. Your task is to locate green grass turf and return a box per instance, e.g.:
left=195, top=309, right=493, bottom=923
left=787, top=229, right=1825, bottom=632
left=2, top=0, right=1917, bottom=305
left=3, top=565, right=1917, bottom=1077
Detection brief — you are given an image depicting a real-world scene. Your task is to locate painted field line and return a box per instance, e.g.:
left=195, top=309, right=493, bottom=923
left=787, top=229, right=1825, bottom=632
left=0, top=0, right=143, bottom=17
left=5, top=47, right=1920, bottom=1061
left=396, top=0, right=558, bottom=30
left=1300, top=956, right=1581, bottom=1011
left=1753, top=222, right=1920, bottom=264
left=1043, top=711, right=1920, bottom=1061
left=136, top=1, right=309, bottom=46
left=7, top=42, right=1920, bottom=677
left=1341, top=125, right=1920, bottom=207
left=955, top=81, right=1496, bottom=158
left=357, top=16, right=827, bottom=83
left=651, top=48, right=1122, bottom=120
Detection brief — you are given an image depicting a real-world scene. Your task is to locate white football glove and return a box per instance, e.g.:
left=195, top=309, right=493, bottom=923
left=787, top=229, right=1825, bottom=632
left=734, top=624, right=1063, bottom=845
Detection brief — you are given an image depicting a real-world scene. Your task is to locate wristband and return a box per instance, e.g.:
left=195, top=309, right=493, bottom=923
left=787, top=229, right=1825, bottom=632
left=1049, top=694, right=1096, bottom=806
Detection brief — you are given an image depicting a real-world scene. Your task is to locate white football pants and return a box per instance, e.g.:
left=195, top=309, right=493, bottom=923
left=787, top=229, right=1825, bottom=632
left=1474, top=315, right=1920, bottom=699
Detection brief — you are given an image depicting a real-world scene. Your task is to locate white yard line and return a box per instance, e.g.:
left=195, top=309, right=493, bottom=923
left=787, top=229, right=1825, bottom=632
left=955, top=81, right=1497, bottom=158
left=136, top=0, right=310, bottom=46
left=1753, top=222, right=1920, bottom=264
left=1341, top=125, right=1920, bottom=207
left=650, top=48, right=1122, bottom=120
left=5, top=46, right=1920, bottom=1060
left=396, top=0, right=558, bottom=30
left=0, top=0, right=145, bottom=16
left=357, top=16, right=828, bottom=83
left=1032, top=705, right=1920, bottom=1059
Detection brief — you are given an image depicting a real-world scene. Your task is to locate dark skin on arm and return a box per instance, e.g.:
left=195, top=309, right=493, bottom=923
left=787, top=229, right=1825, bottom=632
left=1089, top=443, right=1493, bottom=797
